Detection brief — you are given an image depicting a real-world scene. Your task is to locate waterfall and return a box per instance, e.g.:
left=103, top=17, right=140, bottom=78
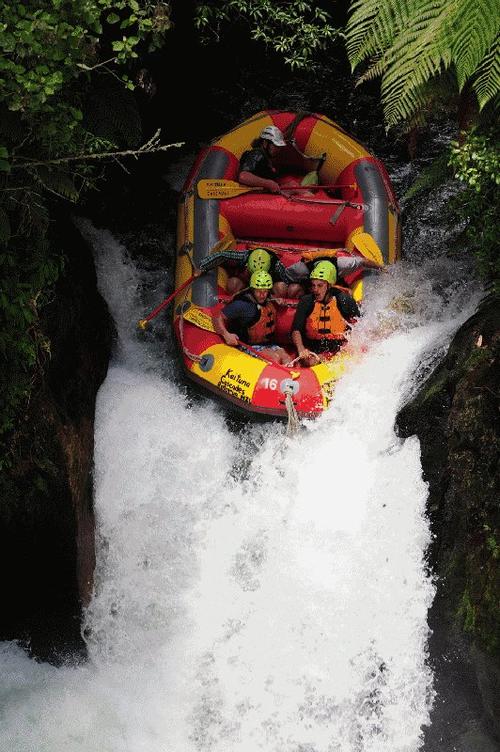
left=0, top=223, right=480, bottom=752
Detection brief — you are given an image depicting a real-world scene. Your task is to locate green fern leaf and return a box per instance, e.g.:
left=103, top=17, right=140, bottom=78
left=346, top=0, right=500, bottom=127
left=34, top=167, right=79, bottom=202
left=472, top=36, right=500, bottom=108
left=452, top=0, right=499, bottom=88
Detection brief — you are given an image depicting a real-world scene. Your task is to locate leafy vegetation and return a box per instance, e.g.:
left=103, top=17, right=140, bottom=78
left=0, top=1, right=172, bottom=463
left=449, top=131, right=499, bottom=289
left=345, top=0, right=500, bottom=128
left=194, top=0, right=339, bottom=69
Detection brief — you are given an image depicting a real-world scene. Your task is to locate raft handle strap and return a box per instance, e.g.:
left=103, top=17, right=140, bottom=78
left=330, top=203, right=347, bottom=225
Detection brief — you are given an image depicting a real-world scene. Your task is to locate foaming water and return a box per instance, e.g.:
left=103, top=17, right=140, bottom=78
left=0, top=228, right=480, bottom=752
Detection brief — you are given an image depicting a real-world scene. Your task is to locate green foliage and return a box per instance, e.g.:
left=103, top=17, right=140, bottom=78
left=0, top=1, right=172, bottom=460
left=194, top=1, right=339, bottom=69
left=0, top=246, right=62, bottom=465
left=458, top=529, right=500, bottom=655
left=448, top=131, right=500, bottom=288
left=0, top=1, right=171, bottom=165
left=449, top=133, right=500, bottom=190
left=346, top=0, right=500, bottom=128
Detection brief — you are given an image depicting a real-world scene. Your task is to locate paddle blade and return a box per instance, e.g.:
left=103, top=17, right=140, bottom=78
left=197, top=179, right=256, bottom=199
left=208, top=231, right=236, bottom=255
left=352, top=232, right=384, bottom=265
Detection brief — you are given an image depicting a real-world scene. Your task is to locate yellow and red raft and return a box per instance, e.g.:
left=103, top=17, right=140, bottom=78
left=174, top=111, right=400, bottom=418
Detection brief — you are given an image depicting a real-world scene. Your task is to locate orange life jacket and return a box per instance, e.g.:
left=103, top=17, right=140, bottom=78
left=247, top=301, right=276, bottom=344
left=304, top=290, right=348, bottom=341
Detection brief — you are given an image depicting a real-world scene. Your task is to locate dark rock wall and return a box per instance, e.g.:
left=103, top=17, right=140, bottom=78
left=398, top=296, right=500, bottom=740
left=0, top=218, right=114, bottom=662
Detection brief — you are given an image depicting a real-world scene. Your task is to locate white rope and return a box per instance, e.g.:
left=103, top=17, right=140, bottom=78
left=284, top=386, right=300, bottom=436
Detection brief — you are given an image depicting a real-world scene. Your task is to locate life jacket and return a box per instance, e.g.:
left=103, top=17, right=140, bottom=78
left=304, top=289, right=349, bottom=341
left=236, top=291, right=276, bottom=344
left=247, top=301, right=276, bottom=344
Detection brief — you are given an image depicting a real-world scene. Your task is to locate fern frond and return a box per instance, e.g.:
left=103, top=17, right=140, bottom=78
left=346, top=0, right=500, bottom=127
left=452, top=0, right=499, bottom=88
left=34, top=167, right=79, bottom=202
left=347, top=0, right=412, bottom=69
left=378, top=0, right=460, bottom=125
left=346, top=0, right=382, bottom=68
left=472, top=36, right=500, bottom=108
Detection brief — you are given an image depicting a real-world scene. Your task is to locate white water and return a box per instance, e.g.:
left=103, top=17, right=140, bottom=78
left=0, top=226, right=480, bottom=752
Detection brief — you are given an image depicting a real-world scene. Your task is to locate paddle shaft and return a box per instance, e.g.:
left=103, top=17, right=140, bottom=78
left=140, top=275, right=195, bottom=325
left=197, top=179, right=356, bottom=199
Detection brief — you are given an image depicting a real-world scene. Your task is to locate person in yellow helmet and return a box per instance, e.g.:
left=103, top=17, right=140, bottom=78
left=212, top=270, right=289, bottom=364
left=291, top=260, right=360, bottom=366
left=196, top=246, right=305, bottom=298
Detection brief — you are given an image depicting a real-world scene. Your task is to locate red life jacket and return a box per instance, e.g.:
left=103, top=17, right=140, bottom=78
left=304, top=290, right=348, bottom=341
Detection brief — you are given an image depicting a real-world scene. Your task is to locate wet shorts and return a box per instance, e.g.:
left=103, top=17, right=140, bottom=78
left=239, top=343, right=282, bottom=359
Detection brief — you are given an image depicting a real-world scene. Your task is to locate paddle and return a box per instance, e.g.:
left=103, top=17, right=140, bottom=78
left=138, top=233, right=238, bottom=329
left=138, top=275, right=196, bottom=330
left=197, top=179, right=356, bottom=200
left=351, top=233, right=385, bottom=266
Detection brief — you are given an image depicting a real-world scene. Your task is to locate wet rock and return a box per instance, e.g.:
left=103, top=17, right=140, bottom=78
left=0, top=217, right=114, bottom=662
left=397, top=295, right=500, bottom=740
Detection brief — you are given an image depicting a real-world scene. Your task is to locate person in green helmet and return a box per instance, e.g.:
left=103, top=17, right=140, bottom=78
left=196, top=246, right=304, bottom=298
left=291, top=260, right=360, bottom=366
left=212, top=270, right=289, bottom=364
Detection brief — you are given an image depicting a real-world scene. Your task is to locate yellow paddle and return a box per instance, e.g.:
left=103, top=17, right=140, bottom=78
left=351, top=232, right=385, bottom=266
left=197, top=179, right=356, bottom=200
left=198, top=180, right=257, bottom=199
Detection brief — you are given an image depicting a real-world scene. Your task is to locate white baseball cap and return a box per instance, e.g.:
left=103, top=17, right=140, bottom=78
left=260, top=125, right=286, bottom=147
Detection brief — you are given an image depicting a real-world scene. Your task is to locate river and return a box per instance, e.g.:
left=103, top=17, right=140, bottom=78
left=0, top=201, right=481, bottom=750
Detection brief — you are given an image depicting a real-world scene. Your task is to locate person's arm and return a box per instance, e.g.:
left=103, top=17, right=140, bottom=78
left=291, top=297, right=315, bottom=359
left=334, top=290, right=361, bottom=322
left=238, top=171, right=280, bottom=194
left=291, top=329, right=310, bottom=360
left=276, top=259, right=309, bottom=284
left=213, top=311, right=239, bottom=347
left=238, top=149, right=281, bottom=193
left=337, top=255, right=385, bottom=276
left=197, top=249, right=247, bottom=274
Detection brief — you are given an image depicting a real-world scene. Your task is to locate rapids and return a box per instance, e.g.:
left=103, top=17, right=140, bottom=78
left=0, top=221, right=480, bottom=752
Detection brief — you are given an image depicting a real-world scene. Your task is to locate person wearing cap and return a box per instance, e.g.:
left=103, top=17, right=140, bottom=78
left=238, top=125, right=287, bottom=194
left=212, top=270, right=289, bottom=364
left=291, top=261, right=360, bottom=367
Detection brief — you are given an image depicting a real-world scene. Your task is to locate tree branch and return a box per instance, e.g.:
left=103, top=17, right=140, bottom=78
left=12, top=130, right=184, bottom=169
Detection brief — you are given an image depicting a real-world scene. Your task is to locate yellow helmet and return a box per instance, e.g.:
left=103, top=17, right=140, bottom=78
left=310, top=260, right=336, bottom=285
left=247, top=248, right=271, bottom=273
left=250, top=271, right=273, bottom=290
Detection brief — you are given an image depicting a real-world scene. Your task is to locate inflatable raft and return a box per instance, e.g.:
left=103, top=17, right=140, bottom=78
left=174, top=111, right=400, bottom=418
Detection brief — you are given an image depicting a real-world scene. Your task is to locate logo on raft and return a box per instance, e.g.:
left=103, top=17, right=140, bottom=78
left=217, top=368, right=252, bottom=403
left=322, top=379, right=336, bottom=407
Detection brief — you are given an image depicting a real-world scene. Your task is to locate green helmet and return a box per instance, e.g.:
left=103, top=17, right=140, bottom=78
left=250, top=270, right=273, bottom=290
left=310, top=260, right=337, bottom=285
left=247, top=248, right=271, bottom=273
